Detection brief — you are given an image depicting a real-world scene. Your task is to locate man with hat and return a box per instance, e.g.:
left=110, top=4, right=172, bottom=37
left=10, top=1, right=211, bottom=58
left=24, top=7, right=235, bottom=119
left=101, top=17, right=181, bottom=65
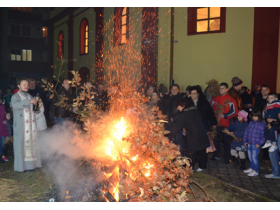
left=228, top=77, right=243, bottom=112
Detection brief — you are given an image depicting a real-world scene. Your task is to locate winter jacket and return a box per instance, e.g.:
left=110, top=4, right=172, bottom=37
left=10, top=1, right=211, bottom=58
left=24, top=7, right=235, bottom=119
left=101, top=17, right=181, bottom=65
left=227, top=120, right=248, bottom=139
left=168, top=106, right=210, bottom=153
left=243, top=120, right=266, bottom=145
left=166, top=93, right=182, bottom=121
left=228, top=87, right=242, bottom=111
left=187, top=94, right=217, bottom=131
left=210, top=93, right=238, bottom=128
left=264, top=100, right=280, bottom=119
left=54, top=87, right=73, bottom=118
left=254, top=95, right=267, bottom=112
left=0, top=105, right=9, bottom=137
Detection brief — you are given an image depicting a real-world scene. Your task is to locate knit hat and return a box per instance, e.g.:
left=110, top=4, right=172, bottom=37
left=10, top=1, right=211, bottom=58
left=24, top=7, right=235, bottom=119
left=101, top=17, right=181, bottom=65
left=232, top=77, right=243, bottom=87
left=238, top=110, right=248, bottom=122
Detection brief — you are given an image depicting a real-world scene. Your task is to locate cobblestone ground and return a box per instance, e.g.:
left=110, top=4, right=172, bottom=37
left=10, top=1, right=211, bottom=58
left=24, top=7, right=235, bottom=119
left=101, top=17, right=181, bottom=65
left=197, top=153, right=280, bottom=201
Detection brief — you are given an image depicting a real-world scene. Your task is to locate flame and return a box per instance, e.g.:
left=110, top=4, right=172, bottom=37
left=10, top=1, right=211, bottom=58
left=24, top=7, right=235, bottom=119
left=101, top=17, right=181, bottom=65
left=144, top=172, right=151, bottom=177
left=104, top=118, right=127, bottom=202
left=139, top=187, right=144, bottom=197
left=112, top=166, right=120, bottom=202
left=131, top=154, right=138, bottom=161
left=113, top=117, right=127, bottom=141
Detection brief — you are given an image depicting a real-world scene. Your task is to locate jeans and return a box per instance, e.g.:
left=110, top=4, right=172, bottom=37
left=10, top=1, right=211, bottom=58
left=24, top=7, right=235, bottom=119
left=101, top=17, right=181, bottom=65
left=54, top=117, right=69, bottom=125
left=0, top=136, right=4, bottom=155
left=212, top=127, right=232, bottom=162
left=175, top=131, right=186, bottom=157
left=268, top=149, right=280, bottom=176
left=248, top=144, right=261, bottom=173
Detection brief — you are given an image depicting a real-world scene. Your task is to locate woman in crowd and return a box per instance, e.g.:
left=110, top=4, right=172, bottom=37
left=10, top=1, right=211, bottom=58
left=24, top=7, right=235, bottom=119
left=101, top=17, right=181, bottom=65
left=167, top=99, right=210, bottom=172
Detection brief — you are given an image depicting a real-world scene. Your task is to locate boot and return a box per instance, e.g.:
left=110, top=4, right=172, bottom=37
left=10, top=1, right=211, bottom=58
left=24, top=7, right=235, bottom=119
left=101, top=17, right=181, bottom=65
left=239, top=159, right=246, bottom=170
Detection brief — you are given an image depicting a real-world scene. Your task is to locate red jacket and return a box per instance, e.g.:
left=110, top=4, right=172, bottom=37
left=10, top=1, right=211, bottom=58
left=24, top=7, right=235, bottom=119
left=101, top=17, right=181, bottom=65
left=210, top=93, right=238, bottom=127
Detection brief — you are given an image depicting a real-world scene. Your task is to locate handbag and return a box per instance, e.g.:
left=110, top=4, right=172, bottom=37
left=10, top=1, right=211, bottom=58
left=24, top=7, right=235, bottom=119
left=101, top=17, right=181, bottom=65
left=206, top=132, right=216, bottom=153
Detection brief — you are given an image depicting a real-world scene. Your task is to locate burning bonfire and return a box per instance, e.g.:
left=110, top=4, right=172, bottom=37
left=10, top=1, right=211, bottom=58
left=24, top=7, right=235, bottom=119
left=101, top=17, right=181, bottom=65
left=43, top=9, right=214, bottom=202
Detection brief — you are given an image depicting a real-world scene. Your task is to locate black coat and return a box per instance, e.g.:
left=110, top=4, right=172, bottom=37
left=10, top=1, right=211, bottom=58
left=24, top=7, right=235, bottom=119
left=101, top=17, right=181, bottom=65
left=254, top=94, right=267, bottom=111
left=168, top=106, right=210, bottom=153
left=187, top=95, right=217, bottom=131
left=167, top=93, right=182, bottom=120
left=54, top=87, right=73, bottom=118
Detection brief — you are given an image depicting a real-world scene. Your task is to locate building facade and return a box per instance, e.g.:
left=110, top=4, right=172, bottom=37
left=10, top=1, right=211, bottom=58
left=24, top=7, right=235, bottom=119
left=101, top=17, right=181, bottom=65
left=0, top=7, right=51, bottom=90
left=48, top=7, right=280, bottom=92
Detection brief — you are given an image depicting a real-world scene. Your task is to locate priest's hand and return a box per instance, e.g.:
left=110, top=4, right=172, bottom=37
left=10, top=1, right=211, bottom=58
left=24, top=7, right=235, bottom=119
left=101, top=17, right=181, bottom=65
left=30, top=99, right=37, bottom=105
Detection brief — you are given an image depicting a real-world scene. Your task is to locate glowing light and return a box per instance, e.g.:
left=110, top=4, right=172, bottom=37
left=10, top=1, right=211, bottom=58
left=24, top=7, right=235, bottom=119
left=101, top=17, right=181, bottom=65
left=131, top=155, right=138, bottom=161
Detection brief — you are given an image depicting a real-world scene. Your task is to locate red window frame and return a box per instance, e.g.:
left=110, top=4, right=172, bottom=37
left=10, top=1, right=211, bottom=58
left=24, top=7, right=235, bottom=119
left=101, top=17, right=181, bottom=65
left=187, top=7, right=226, bottom=36
left=58, top=31, right=64, bottom=59
left=114, top=7, right=129, bottom=46
left=80, top=18, right=89, bottom=55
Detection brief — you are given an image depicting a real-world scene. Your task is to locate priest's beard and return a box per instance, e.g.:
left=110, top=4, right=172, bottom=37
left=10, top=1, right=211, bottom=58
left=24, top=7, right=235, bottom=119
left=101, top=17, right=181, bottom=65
left=19, top=88, right=28, bottom=93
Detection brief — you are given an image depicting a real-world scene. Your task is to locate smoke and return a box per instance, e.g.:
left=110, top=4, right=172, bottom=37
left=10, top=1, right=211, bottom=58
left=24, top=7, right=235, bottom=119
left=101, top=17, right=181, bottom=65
left=37, top=120, right=106, bottom=200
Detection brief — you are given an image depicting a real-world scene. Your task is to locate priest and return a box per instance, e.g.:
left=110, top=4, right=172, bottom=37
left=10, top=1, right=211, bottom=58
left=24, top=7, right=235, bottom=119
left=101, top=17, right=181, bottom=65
left=11, top=78, right=42, bottom=172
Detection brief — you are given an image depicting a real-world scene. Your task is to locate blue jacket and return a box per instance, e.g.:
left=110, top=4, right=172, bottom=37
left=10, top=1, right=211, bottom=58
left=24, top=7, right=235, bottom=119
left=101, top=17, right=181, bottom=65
left=227, top=120, right=248, bottom=139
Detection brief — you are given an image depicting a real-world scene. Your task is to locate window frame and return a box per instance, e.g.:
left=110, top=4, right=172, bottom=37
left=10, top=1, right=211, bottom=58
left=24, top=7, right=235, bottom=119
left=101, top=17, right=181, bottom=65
left=58, top=31, right=64, bottom=59
left=114, top=7, right=129, bottom=46
left=187, top=7, right=226, bottom=36
left=80, top=18, right=89, bottom=55
left=10, top=24, right=32, bottom=37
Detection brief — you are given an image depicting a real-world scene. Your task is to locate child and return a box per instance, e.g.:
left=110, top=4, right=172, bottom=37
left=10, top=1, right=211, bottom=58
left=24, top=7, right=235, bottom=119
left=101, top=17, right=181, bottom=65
left=3, top=112, right=13, bottom=157
left=243, top=109, right=266, bottom=176
left=262, top=92, right=280, bottom=152
left=224, top=110, right=249, bottom=170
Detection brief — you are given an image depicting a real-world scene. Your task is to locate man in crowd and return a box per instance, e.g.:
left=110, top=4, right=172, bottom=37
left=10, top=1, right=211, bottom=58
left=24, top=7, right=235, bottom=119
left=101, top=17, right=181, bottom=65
left=94, top=83, right=109, bottom=111
left=53, top=78, right=75, bottom=125
left=228, top=76, right=243, bottom=111
left=11, top=78, right=42, bottom=172
left=251, top=84, right=261, bottom=100
left=210, top=83, right=238, bottom=163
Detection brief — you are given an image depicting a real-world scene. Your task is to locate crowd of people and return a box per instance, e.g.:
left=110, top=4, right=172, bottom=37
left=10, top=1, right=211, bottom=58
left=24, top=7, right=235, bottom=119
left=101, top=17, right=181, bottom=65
left=0, top=76, right=280, bottom=180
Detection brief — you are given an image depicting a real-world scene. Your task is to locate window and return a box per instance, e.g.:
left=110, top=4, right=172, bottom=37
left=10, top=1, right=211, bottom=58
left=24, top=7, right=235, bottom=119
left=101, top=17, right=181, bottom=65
left=188, top=7, right=226, bottom=35
left=80, top=19, right=89, bottom=55
left=22, top=25, right=31, bottom=37
left=11, top=24, right=21, bottom=36
left=43, top=27, right=47, bottom=38
left=58, top=31, right=64, bottom=59
left=121, top=7, right=128, bottom=44
left=11, top=24, right=31, bottom=36
left=114, top=7, right=129, bottom=46
left=11, top=49, right=32, bottom=61
left=11, top=7, right=32, bottom=12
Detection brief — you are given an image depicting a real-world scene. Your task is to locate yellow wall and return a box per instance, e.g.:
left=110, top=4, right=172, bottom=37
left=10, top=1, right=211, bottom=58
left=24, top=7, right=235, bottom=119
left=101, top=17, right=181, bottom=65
left=157, top=7, right=171, bottom=88
left=53, top=16, right=69, bottom=80
left=172, top=7, right=255, bottom=92
left=73, top=8, right=96, bottom=82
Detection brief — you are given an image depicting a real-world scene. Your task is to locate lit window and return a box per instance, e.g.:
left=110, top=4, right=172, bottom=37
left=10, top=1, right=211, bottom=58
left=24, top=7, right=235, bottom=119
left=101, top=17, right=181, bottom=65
left=11, top=49, right=21, bottom=61
left=196, top=7, right=221, bottom=32
left=188, top=7, right=226, bottom=36
left=27, top=50, right=32, bottom=61
left=80, top=19, right=89, bottom=55
left=11, top=49, right=16, bottom=61
left=58, top=32, right=64, bottom=59
left=43, top=27, right=47, bottom=38
left=114, top=7, right=129, bottom=46
left=16, top=50, right=21, bottom=61
left=22, top=49, right=27, bottom=61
